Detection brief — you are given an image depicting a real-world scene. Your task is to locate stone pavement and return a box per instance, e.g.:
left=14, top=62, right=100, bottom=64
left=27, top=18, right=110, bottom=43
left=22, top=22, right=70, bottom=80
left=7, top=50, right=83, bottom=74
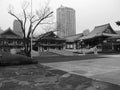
left=42, top=54, right=120, bottom=85
left=0, top=55, right=120, bottom=90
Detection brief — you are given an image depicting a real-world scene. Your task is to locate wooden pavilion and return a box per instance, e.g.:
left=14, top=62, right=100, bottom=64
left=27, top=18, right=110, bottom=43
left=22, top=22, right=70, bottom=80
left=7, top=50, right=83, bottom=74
left=79, top=24, right=120, bottom=52
left=0, top=28, right=23, bottom=52
left=35, top=31, right=65, bottom=52
left=64, top=33, right=83, bottom=49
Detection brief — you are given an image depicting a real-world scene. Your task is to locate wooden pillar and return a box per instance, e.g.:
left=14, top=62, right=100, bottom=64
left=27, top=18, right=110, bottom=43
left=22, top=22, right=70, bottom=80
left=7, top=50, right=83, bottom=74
left=38, top=46, right=41, bottom=56
left=74, top=43, right=76, bottom=49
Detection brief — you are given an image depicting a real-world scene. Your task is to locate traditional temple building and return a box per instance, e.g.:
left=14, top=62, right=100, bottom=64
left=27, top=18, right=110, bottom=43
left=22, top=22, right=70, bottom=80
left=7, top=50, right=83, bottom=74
left=107, top=34, right=120, bottom=52
left=0, top=28, right=23, bottom=52
left=79, top=24, right=120, bottom=52
left=34, top=31, right=65, bottom=52
left=1, top=24, right=119, bottom=54
left=64, top=33, right=83, bottom=49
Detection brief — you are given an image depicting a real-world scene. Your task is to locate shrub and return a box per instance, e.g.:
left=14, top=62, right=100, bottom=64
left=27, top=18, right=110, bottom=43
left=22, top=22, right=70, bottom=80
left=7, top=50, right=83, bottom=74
left=0, top=51, right=38, bottom=66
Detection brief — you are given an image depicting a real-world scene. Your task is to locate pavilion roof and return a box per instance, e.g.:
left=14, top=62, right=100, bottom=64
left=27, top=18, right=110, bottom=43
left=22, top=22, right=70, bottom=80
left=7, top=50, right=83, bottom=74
left=116, top=30, right=120, bottom=35
left=37, top=31, right=65, bottom=41
left=64, top=33, right=83, bottom=42
left=79, top=24, right=118, bottom=40
left=0, top=28, right=22, bottom=39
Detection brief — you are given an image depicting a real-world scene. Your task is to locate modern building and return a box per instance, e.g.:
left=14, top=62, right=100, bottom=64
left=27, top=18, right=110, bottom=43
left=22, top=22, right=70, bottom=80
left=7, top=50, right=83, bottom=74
left=13, top=20, right=23, bottom=37
left=57, top=5, right=76, bottom=38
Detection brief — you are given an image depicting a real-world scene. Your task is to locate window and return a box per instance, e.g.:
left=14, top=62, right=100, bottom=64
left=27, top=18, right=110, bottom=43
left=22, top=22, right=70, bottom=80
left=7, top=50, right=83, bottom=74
left=7, top=40, right=13, bottom=44
left=70, top=44, right=73, bottom=49
left=17, top=41, right=22, bottom=44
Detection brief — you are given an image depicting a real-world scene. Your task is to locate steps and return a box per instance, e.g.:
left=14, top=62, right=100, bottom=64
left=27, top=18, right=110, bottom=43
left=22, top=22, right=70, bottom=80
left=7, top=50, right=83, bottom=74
left=38, top=51, right=59, bottom=57
left=49, top=49, right=74, bottom=56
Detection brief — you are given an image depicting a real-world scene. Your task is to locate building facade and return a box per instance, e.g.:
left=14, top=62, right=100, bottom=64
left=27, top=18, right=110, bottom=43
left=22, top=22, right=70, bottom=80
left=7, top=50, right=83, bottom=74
left=0, top=28, right=23, bottom=52
left=65, top=33, right=83, bottom=49
left=13, top=20, right=23, bottom=37
left=57, top=5, right=76, bottom=38
left=35, top=31, right=65, bottom=52
left=79, top=24, right=120, bottom=52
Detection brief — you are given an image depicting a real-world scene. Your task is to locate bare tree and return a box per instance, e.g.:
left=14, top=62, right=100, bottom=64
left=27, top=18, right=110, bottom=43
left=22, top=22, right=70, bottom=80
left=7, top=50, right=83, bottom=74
left=42, top=21, right=56, bottom=33
left=8, top=1, right=53, bottom=56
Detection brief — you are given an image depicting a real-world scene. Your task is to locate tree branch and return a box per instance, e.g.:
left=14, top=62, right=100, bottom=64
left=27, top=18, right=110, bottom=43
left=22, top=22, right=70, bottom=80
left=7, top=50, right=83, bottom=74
left=32, top=11, right=53, bottom=34
left=27, top=23, right=32, bottom=38
left=23, top=9, right=27, bottom=36
left=23, top=10, right=26, bottom=29
left=8, top=11, right=21, bottom=21
left=32, top=18, right=40, bottom=23
left=8, top=11, right=25, bottom=36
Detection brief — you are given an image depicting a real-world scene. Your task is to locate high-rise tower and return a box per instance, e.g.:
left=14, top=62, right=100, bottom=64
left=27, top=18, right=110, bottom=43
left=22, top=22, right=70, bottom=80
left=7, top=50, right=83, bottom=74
left=13, top=20, right=23, bottom=37
left=57, top=5, right=76, bottom=38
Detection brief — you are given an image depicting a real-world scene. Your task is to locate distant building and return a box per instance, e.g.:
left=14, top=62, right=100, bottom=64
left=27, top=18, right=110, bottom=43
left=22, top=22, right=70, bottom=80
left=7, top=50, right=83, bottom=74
left=57, top=5, right=76, bottom=38
left=0, top=27, right=3, bottom=34
left=13, top=20, right=23, bottom=37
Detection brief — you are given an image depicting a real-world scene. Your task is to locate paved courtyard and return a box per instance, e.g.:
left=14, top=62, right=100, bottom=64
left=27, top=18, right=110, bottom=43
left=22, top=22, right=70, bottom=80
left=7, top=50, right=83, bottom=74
left=42, top=55, right=120, bottom=85
left=0, top=54, right=119, bottom=89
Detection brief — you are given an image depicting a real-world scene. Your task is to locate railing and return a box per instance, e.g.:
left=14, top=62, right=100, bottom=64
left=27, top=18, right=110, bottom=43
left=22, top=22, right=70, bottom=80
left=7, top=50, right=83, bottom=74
left=49, top=49, right=74, bottom=56
left=0, top=44, right=23, bottom=47
left=39, top=43, right=64, bottom=46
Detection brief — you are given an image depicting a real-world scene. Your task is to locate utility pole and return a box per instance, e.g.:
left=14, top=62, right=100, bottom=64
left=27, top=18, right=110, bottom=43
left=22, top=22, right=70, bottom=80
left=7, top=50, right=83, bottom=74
left=30, top=0, right=33, bottom=58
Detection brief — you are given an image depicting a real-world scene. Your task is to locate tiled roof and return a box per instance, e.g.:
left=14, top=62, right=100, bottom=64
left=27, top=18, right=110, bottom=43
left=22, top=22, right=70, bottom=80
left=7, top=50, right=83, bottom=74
left=37, top=31, right=65, bottom=41
left=107, top=31, right=120, bottom=39
left=116, top=31, right=120, bottom=35
left=79, top=24, right=117, bottom=40
left=0, top=28, right=3, bottom=34
left=64, top=33, right=83, bottom=42
left=0, top=28, right=22, bottom=39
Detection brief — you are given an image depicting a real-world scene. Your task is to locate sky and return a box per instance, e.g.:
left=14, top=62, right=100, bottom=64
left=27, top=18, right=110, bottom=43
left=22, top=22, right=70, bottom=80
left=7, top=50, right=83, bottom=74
left=0, top=0, right=120, bottom=34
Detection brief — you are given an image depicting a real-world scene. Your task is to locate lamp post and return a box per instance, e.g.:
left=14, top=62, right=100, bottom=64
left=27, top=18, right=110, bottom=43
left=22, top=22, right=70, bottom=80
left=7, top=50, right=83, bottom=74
left=30, top=0, right=33, bottom=58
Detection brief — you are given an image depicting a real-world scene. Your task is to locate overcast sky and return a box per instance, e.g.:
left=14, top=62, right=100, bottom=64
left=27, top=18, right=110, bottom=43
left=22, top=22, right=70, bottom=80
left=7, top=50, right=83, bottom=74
left=0, top=0, right=120, bottom=34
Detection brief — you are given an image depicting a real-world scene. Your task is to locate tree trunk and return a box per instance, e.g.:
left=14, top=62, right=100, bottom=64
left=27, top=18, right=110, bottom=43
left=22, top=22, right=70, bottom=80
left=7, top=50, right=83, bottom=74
left=23, top=38, right=31, bottom=57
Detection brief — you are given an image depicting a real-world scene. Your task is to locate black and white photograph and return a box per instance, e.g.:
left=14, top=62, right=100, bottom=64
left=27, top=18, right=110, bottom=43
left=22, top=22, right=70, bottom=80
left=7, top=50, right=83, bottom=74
left=0, top=0, right=120, bottom=89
